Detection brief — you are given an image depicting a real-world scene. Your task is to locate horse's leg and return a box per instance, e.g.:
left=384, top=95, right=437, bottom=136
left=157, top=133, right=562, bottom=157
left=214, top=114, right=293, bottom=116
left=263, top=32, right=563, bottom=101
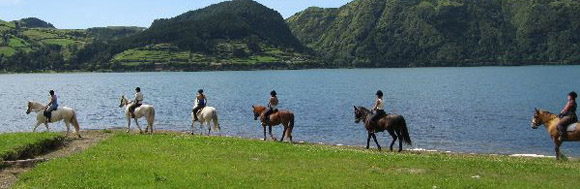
left=396, top=130, right=403, bottom=152
left=33, top=121, right=42, bottom=132
left=65, top=121, right=71, bottom=138
left=554, top=138, right=562, bottom=160
left=126, top=117, right=131, bottom=133
left=44, top=122, right=50, bottom=132
left=207, top=120, right=212, bottom=136
left=269, top=126, right=276, bottom=141
left=280, top=125, right=287, bottom=142
left=263, top=126, right=267, bottom=141
left=366, top=132, right=371, bottom=149
left=387, top=130, right=397, bottom=152
left=134, top=118, right=143, bottom=134
left=191, top=118, right=195, bottom=135
left=371, top=133, right=381, bottom=151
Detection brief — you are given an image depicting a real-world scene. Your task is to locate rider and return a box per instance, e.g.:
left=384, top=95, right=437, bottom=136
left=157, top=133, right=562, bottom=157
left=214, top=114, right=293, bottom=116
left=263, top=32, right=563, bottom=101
left=370, top=90, right=386, bottom=126
left=129, top=87, right=143, bottom=118
left=558, top=91, right=577, bottom=141
left=192, top=89, right=207, bottom=121
left=263, top=90, right=278, bottom=124
left=44, top=90, right=58, bottom=123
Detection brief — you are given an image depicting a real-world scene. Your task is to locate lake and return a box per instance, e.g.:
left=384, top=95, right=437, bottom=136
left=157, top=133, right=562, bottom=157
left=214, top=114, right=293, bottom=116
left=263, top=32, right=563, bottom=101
left=1, top=66, right=579, bottom=156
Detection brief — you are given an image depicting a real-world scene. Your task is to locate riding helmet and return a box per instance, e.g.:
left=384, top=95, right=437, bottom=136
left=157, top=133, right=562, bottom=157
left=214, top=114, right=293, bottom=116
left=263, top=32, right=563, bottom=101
left=198, top=89, right=204, bottom=94
left=569, top=91, right=578, bottom=99
left=135, top=87, right=141, bottom=92
left=49, top=90, right=54, bottom=95
left=270, top=90, right=277, bottom=96
left=376, top=90, right=383, bottom=97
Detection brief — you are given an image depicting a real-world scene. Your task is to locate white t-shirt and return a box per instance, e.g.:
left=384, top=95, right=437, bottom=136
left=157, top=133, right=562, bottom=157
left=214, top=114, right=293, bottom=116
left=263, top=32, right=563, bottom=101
left=134, top=92, right=144, bottom=103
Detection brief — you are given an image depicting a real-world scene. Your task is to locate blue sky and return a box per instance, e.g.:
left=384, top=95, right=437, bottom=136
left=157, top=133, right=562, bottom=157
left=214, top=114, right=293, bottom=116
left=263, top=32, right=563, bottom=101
left=0, top=0, right=352, bottom=29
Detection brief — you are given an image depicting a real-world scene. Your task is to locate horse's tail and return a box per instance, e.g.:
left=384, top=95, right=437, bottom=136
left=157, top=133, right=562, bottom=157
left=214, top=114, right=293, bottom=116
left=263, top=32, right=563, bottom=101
left=400, top=117, right=412, bottom=145
left=213, top=109, right=220, bottom=130
left=70, top=110, right=81, bottom=138
left=148, top=107, right=155, bottom=132
left=286, top=113, right=295, bottom=141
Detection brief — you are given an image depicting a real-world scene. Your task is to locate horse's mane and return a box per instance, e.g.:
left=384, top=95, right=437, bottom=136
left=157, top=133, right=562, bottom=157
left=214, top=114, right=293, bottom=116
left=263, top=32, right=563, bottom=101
left=357, top=106, right=371, bottom=113
left=538, top=109, right=558, bottom=119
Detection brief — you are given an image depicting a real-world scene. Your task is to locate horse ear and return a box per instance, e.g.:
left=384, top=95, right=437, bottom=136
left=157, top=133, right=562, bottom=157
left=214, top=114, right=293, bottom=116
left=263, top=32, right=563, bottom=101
left=354, top=106, right=358, bottom=110
left=534, top=108, right=538, bottom=112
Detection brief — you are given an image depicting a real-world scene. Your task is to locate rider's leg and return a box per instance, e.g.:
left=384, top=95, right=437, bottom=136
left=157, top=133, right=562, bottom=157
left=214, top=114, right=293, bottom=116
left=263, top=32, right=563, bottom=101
left=192, top=106, right=201, bottom=121
left=128, top=103, right=137, bottom=118
left=264, top=108, right=273, bottom=123
left=558, top=115, right=574, bottom=140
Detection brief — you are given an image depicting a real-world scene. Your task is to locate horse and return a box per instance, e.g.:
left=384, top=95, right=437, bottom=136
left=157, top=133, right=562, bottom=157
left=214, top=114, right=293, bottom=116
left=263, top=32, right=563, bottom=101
left=25, top=101, right=81, bottom=138
left=354, top=106, right=411, bottom=152
left=191, top=106, right=221, bottom=135
left=532, top=108, right=580, bottom=160
left=119, top=95, right=155, bottom=134
left=252, top=105, right=294, bottom=142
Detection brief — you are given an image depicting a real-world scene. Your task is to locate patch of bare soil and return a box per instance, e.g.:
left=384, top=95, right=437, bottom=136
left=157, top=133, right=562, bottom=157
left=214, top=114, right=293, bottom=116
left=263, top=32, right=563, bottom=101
left=0, top=130, right=111, bottom=189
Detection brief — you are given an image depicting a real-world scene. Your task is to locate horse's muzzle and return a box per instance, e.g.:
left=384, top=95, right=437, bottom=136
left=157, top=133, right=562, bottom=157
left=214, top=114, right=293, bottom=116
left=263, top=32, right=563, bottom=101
left=26, top=110, right=30, bottom=115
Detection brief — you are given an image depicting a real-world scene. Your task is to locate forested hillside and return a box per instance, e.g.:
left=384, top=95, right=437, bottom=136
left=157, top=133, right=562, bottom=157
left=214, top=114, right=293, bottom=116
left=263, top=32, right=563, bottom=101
left=74, top=0, right=317, bottom=71
left=288, top=0, right=580, bottom=67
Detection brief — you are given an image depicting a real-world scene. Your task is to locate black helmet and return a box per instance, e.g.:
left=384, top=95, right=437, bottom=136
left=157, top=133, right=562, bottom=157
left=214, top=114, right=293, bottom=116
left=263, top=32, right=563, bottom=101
left=135, top=87, right=141, bottom=92
left=198, top=89, right=204, bottom=94
left=49, top=90, right=54, bottom=95
left=270, top=90, right=277, bottom=96
left=376, top=90, right=383, bottom=97
left=569, top=91, right=578, bottom=99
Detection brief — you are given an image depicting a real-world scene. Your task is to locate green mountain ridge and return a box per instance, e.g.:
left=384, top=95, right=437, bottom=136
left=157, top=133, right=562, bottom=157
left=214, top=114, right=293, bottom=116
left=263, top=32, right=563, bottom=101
left=288, top=0, right=580, bottom=67
left=72, top=0, right=317, bottom=71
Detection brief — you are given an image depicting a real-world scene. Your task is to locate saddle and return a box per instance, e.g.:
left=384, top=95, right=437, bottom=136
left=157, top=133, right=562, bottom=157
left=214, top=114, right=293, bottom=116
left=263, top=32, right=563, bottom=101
left=43, top=108, right=57, bottom=120
left=566, top=123, right=578, bottom=132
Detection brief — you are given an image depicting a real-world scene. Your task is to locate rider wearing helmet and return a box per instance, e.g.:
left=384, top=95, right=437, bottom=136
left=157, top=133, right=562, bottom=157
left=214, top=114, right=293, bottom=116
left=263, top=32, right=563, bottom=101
left=370, top=90, right=386, bottom=125
left=558, top=91, right=578, bottom=141
left=192, top=89, right=207, bottom=121
left=129, top=87, right=143, bottom=118
left=44, top=90, right=58, bottom=123
left=263, top=90, right=278, bottom=124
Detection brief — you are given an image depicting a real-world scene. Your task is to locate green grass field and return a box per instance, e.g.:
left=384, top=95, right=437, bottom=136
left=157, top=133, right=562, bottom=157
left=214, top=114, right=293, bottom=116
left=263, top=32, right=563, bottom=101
left=12, top=133, right=580, bottom=188
left=0, top=132, right=63, bottom=161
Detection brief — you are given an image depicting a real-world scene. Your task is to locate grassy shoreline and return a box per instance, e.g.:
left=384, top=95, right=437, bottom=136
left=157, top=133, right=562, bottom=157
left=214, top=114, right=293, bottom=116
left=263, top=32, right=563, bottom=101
left=6, top=131, right=580, bottom=188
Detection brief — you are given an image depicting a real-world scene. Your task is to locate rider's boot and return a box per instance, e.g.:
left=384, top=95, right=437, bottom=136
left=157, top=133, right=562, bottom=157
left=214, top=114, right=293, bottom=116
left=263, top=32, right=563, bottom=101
left=558, top=124, right=567, bottom=141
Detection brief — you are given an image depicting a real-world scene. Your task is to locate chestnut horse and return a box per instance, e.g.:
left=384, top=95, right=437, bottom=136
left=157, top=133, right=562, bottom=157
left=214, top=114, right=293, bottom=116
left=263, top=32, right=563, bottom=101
left=532, top=108, right=580, bottom=160
left=354, top=106, right=412, bottom=151
left=252, top=105, right=294, bottom=142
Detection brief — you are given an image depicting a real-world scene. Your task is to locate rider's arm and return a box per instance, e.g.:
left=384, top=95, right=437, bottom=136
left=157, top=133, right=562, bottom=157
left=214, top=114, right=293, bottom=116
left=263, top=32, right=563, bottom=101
left=371, top=99, right=379, bottom=111
left=561, top=101, right=573, bottom=114
left=47, top=96, right=54, bottom=107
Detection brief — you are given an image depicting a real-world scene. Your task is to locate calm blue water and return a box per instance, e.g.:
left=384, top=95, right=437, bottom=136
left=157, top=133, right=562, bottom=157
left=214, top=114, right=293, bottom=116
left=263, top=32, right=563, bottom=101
left=1, top=66, right=579, bottom=156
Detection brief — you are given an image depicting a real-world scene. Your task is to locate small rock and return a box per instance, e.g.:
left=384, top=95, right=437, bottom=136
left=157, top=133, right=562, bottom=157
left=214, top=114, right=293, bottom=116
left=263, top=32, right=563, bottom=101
left=472, top=175, right=481, bottom=179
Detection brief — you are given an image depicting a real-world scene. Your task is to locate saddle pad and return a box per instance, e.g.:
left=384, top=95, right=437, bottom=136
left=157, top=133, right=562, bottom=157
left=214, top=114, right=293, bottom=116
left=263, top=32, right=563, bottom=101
left=567, top=123, right=578, bottom=132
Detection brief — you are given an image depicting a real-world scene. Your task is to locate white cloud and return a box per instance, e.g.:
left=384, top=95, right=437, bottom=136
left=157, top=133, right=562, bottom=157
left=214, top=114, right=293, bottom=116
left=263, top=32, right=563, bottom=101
left=0, top=0, right=21, bottom=6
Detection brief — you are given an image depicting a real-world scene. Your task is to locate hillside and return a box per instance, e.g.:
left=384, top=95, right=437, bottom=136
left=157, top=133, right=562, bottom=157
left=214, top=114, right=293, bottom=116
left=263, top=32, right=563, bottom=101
left=288, top=0, right=580, bottom=67
left=75, top=0, right=318, bottom=71
left=0, top=18, right=144, bottom=72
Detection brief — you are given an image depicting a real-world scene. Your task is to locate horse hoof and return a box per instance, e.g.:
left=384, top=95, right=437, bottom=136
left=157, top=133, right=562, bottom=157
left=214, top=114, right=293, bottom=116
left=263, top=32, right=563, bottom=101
left=263, top=138, right=267, bottom=141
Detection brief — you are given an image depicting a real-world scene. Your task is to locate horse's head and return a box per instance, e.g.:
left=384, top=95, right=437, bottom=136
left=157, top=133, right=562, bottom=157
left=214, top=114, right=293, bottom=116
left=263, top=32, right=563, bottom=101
left=119, top=95, right=128, bottom=108
left=252, top=105, right=266, bottom=120
left=531, top=108, right=553, bottom=129
left=354, top=106, right=367, bottom=124
left=26, top=101, right=32, bottom=114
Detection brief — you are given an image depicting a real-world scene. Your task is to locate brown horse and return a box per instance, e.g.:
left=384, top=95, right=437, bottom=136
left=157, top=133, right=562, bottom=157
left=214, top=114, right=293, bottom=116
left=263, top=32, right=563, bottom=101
left=252, top=105, right=294, bottom=142
left=354, top=106, right=412, bottom=152
left=532, top=108, right=580, bottom=160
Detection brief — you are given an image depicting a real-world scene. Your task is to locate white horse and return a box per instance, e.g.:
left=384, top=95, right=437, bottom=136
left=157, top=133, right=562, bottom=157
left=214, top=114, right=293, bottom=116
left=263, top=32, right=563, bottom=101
left=191, top=106, right=220, bottom=135
left=119, top=95, right=155, bottom=134
left=25, top=101, right=81, bottom=138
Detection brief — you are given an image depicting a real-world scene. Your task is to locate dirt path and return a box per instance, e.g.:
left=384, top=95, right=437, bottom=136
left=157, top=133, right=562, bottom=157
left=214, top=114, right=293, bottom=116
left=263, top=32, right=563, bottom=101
left=0, top=130, right=111, bottom=189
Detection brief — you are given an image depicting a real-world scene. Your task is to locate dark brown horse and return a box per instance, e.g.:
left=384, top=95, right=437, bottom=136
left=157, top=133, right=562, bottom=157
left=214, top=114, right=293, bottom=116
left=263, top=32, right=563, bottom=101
left=252, top=105, right=295, bottom=142
left=354, top=106, right=412, bottom=151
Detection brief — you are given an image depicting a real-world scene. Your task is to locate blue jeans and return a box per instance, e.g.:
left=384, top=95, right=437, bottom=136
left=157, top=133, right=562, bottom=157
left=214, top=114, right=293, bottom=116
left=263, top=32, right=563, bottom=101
left=44, top=104, right=58, bottom=120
